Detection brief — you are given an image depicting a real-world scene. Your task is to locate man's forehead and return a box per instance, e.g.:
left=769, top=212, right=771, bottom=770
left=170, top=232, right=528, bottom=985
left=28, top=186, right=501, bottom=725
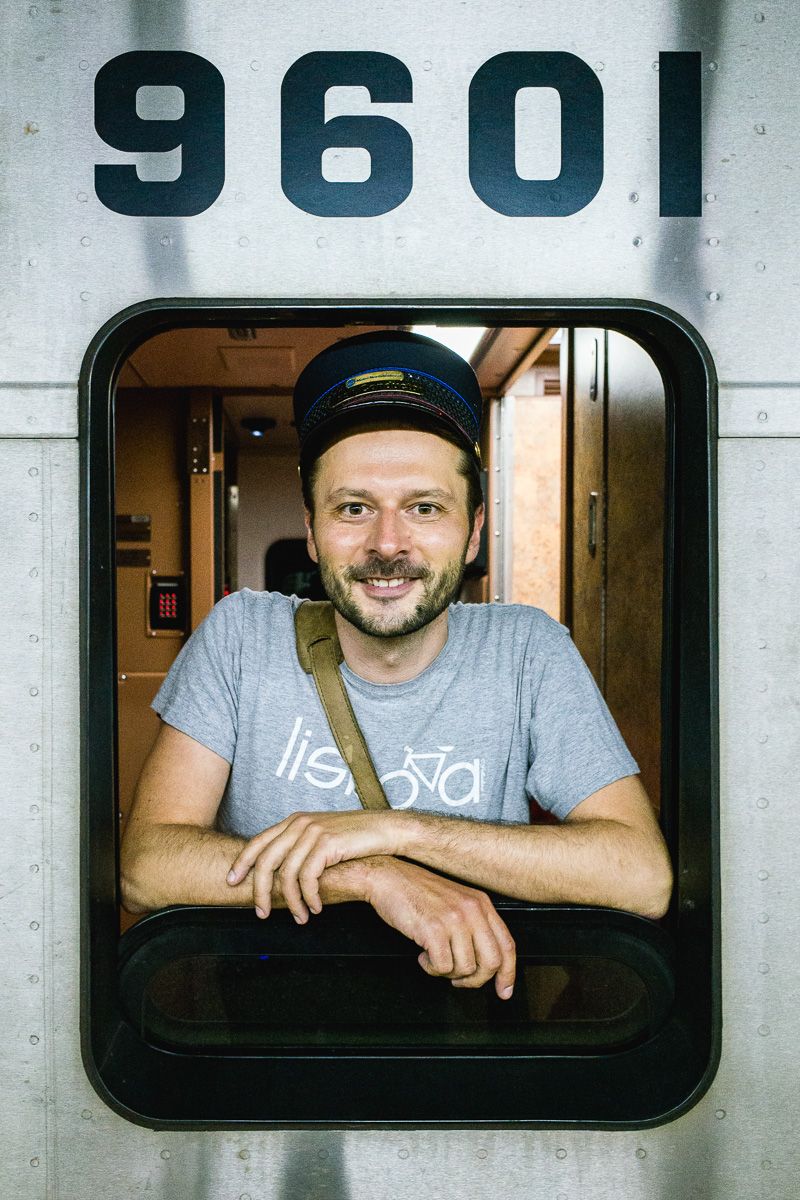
left=316, top=427, right=462, bottom=481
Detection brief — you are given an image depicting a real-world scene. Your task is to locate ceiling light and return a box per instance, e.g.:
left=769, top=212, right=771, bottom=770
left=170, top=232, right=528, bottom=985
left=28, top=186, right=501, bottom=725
left=241, top=417, right=277, bottom=438
left=411, top=325, right=488, bottom=363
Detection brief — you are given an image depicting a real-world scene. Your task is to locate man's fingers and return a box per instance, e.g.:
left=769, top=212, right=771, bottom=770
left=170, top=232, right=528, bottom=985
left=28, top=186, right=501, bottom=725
left=417, top=926, right=454, bottom=977
left=485, top=907, right=517, bottom=998
left=446, top=925, right=478, bottom=980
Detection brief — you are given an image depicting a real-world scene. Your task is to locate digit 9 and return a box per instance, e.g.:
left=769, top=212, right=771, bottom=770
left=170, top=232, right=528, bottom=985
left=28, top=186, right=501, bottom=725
left=94, top=51, right=225, bottom=217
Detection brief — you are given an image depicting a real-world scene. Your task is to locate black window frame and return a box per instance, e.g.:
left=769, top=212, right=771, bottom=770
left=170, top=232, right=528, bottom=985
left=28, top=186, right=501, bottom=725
left=80, top=298, right=719, bottom=1129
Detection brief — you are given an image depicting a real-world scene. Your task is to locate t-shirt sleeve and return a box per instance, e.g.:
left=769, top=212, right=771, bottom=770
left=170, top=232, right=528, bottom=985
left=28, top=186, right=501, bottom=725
left=151, top=592, right=244, bottom=763
left=526, top=628, right=639, bottom=821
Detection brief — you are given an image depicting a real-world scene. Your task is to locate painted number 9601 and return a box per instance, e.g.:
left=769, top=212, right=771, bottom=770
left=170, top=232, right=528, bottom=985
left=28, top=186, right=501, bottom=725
left=94, top=50, right=701, bottom=220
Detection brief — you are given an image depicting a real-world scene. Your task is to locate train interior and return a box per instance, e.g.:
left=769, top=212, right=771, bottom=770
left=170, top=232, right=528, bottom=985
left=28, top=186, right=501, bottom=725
left=111, top=319, right=669, bottom=1056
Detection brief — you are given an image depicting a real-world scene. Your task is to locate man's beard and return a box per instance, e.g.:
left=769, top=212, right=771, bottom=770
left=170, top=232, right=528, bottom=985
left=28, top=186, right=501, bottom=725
left=317, top=546, right=469, bottom=638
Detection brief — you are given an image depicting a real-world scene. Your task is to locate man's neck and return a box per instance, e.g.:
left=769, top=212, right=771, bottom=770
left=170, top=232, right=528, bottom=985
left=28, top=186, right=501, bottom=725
left=334, top=608, right=449, bottom=684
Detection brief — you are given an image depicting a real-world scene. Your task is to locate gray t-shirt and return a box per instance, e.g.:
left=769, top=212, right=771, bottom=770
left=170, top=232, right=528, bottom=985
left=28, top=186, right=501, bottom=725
left=152, top=590, right=638, bottom=838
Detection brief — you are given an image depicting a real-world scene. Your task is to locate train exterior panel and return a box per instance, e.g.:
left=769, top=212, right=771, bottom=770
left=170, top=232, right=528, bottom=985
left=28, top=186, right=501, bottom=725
left=1, top=1, right=797, bottom=1196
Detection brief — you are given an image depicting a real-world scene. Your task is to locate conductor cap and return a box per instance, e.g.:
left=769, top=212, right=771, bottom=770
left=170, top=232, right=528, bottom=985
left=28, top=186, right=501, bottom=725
left=293, top=331, right=483, bottom=463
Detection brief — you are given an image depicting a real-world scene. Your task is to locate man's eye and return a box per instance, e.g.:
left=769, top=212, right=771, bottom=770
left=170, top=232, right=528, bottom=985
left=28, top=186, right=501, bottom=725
left=341, top=503, right=367, bottom=517
left=413, top=503, right=439, bottom=516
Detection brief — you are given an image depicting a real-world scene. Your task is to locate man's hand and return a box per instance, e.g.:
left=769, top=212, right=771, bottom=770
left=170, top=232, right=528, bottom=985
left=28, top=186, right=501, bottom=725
left=226, top=810, right=406, bottom=921
left=364, top=857, right=517, bottom=999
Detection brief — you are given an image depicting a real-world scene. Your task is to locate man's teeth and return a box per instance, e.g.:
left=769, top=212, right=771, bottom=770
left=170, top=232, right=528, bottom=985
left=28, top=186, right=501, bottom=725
left=365, top=577, right=410, bottom=588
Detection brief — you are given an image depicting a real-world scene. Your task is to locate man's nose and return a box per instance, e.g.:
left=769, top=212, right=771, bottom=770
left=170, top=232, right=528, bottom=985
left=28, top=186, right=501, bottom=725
left=368, top=508, right=410, bottom=559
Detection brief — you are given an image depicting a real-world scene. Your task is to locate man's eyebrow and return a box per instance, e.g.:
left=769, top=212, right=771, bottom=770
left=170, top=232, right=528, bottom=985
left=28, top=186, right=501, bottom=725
left=325, top=486, right=455, bottom=502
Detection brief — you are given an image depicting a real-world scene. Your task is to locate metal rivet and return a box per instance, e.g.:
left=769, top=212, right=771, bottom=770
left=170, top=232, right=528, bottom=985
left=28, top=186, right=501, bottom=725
left=80, top=291, right=90, bottom=301
left=30, top=921, right=39, bottom=930
left=396, top=236, right=406, bottom=247
left=705, top=192, right=717, bottom=202
left=629, top=192, right=639, bottom=203
left=30, top=744, right=40, bottom=753
left=398, top=1149, right=410, bottom=1160
left=80, top=235, right=91, bottom=246
left=240, top=1194, right=252, bottom=1200
left=595, top=62, right=605, bottom=71
left=757, top=681, right=768, bottom=692
left=238, top=1150, right=249, bottom=1160
left=81, top=1109, right=92, bottom=1119
left=761, top=1159, right=772, bottom=1170
left=28, top=257, right=37, bottom=266
left=29, top=1034, right=39, bottom=1044
left=29, top=512, right=39, bottom=522
left=754, top=11, right=765, bottom=21
left=707, top=291, right=720, bottom=301
left=235, top=191, right=245, bottom=202
left=473, top=236, right=485, bottom=247
left=636, top=1148, right=647, bottom=1160
left=758, top=961, right=770, bottom=974
left=119, top=673, right=127, bottom=682
left=707, top=237, right=720, bottom=246
left=29, top=804, right=39, bottom=814
left=29, top=863, right=39, bottom=873
left=250, top=60, right=260, bottom=71
left=755, top=460, right=765, bottom=471
left=29, top=975, right=39, bottom=983
left=76, top=191, right=88, bottom=202
left=715, top=1108, right=726, bottom=1120
left=30, top=1158, right=39, bottom=1167
left=632, top=236, right=643, bottom=247
left=757, top=733, right=768, bottom=744
left=28, top=466, right=39, bottom=476
left=423, top=60, right=433, bottom=71
left=29, top=634, right=39, bottom=643
left=238, top=236, right=250, bottom=248
left=160, top=1149, right=171, bottom=1160
left=476, top=1149, right=488, bottom=1160
left=757, top=410, right=768, bottom=422
left=494, top=530, right=500, bottom=537
left=28, top=3, right=38, bottom=13
left=757, top=1024, right=770, bottom=1037
left=160, top=235, right=171, bottom=247
left=651, top=61, right=659, bottom=71
left=758, top=912, right=769, bottom=924
left=708, top=61, right=718, bottom=71
left=493, top=594, right=500, bottom=601
left=756, top=797, right=769, bottom=810
left=318, top=1150, right=329, bottom=1161
left=30, top=568, right=39, bottom=579
left=758, top=870, right=769, bottom=881
left=758, top=639, right=767, bottom=649
left=754, top=123, right=766, bottom=135
left=755, top=262, right=766, bottom=273
left=79, top=60, right=89, bottom=70
left=556, top=1148, right=567, bottom=1160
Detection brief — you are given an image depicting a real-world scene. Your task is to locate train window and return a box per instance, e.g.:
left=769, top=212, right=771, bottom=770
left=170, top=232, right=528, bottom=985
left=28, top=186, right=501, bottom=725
left=81, top=302, right=718, bottom=1126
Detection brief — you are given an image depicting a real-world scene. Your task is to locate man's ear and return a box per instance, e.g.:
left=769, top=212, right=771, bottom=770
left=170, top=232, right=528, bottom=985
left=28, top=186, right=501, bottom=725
left=465, top=503, right=485, bottom=564
left=304, top=508, right=319, bottom=563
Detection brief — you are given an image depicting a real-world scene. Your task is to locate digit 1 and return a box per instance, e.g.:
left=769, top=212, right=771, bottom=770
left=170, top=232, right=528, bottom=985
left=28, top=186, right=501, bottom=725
left=659, top=51, right=702, bottom=217
left=95, top=51, right=225, bottom=217
left=469, top=52, right=603, bottom=217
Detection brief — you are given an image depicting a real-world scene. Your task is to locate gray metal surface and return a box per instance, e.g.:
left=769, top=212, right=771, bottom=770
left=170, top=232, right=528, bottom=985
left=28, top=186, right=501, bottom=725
left=1, top=0, right=799, bottom=1196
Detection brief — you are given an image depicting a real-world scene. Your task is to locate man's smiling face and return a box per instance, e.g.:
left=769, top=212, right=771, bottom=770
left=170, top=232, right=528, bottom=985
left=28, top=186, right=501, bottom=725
left=305, top=428, right=484, bottom=639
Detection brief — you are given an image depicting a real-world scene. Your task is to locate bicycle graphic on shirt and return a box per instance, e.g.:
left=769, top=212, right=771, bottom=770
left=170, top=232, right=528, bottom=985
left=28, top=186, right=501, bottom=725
left=380, top=745, right=483, bottom=808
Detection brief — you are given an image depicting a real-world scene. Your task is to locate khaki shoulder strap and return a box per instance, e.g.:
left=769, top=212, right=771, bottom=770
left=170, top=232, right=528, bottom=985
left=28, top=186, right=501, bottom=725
left=294, top=601, right=389, bottom=811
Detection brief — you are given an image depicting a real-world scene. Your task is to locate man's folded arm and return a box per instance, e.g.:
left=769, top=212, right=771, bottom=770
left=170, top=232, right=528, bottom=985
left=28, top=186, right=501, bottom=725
left=395, top=775, right=673, bottom=919
left=120, top=722, right=376, bottom=913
